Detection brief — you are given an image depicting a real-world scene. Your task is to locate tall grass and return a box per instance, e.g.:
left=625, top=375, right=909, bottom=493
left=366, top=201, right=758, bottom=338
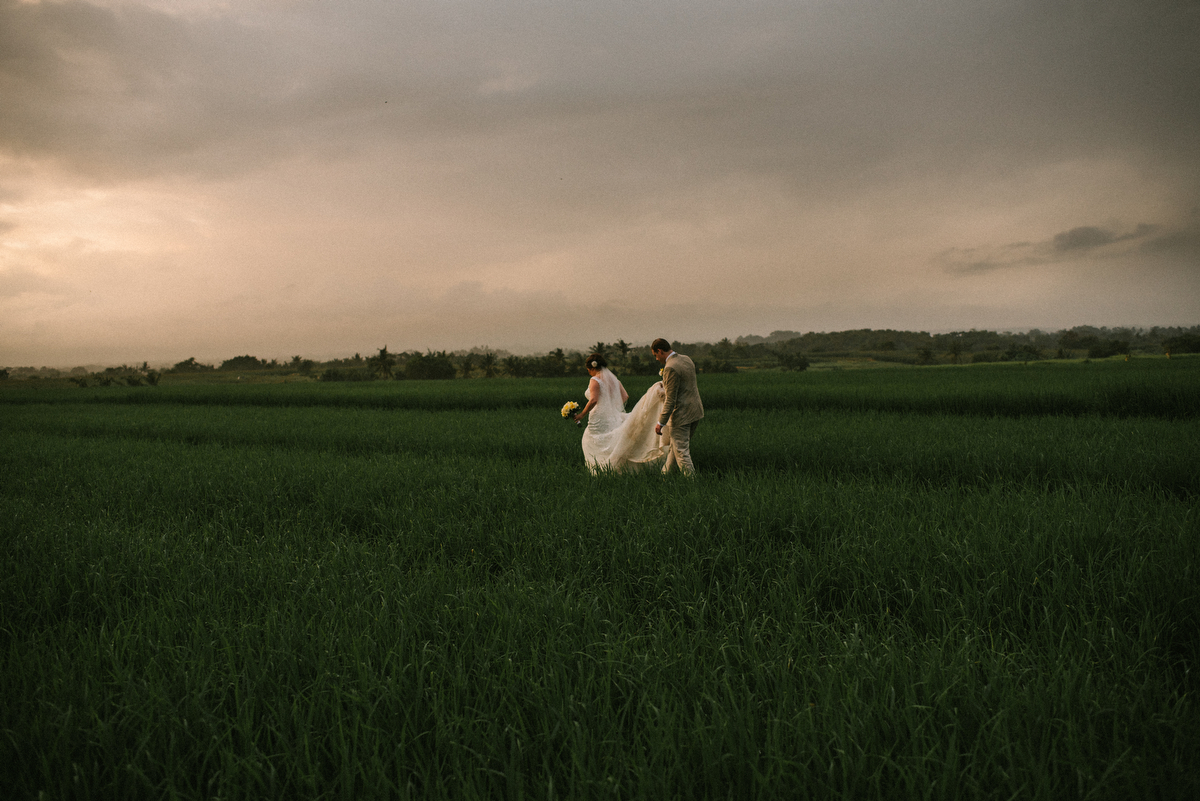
left=2, top=362, right=1197, bottom=798
left=4, top=399, right=1196, bottom=494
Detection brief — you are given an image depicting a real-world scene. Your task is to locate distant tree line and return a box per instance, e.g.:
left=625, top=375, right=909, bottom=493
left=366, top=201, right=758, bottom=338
left=6, top=325, right=1199, bottom=384
left=54, top=363, right=160, bottom=388
left=729, top=325, right=1200, bottom=366
left=322, top=341, right=665, bottom=382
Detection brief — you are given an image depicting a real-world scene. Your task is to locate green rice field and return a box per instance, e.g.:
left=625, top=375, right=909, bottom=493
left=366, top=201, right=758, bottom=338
left=2, top=358, right=1198, bottom=798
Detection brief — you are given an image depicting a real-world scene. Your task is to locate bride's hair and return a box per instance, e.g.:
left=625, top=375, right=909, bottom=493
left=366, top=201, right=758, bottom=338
left=586, top=352, right=608, bottom=369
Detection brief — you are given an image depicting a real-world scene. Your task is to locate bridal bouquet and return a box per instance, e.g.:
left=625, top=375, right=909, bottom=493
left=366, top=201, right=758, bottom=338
left=561, top=401, right=581, bottom=426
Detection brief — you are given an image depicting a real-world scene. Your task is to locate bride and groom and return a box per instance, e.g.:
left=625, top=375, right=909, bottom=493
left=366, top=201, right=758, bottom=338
left=573, top=338, right=704, bottom=475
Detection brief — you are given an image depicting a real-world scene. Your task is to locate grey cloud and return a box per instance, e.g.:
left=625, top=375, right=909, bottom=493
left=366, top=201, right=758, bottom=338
left=1054, top=227, right=1118, bottom=251
left=0, top=0, right=370, bottom=178
left=1054, top=224, right=1162, bottom=252
left=936, top=245, right=1046, bottom=275
left=2, top=0, right=1199, bottom=194
left=1141, top=227, right=1200, bottom=256
left=943, top=222, right=1170, bottom=273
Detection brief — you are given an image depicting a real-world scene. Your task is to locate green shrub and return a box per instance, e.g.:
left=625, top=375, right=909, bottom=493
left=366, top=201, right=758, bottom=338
left=170, top=357, right=215, bottom=373
left=1087, top=340, right=1130, bottom=359
left=405, top=351, right=457, bottom=380
left=777, top=352, right=810, bottom=371
left=219, top=354, right=269, bottom=371
left=320, top=367, right=373, bottom=382
left=1164, top=333, right=1200, bottom=355
left=698, top=358, right=738, bottom=373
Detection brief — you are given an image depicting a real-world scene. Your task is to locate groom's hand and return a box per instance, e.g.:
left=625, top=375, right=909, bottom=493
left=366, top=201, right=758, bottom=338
left=655, top=424, right=663, bottom=435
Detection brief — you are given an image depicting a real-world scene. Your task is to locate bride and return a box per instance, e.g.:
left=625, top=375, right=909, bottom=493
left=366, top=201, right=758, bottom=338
left=573, top=353, right=668, bottom=473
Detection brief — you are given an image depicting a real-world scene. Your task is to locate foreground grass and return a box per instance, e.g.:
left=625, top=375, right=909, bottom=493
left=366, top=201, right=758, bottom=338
left=2, top=363, right=1197, bottom=798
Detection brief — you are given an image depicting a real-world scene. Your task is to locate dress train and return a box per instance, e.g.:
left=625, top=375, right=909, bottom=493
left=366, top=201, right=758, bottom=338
left=580, top=370, right=668, bottom=473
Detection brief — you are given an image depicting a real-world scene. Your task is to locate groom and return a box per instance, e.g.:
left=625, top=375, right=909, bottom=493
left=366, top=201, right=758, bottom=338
left=652, top=338, right=704, bottom=475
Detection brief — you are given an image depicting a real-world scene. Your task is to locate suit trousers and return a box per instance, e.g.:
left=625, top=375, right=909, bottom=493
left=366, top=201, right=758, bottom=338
left=663, top=420, right=700, bottom=475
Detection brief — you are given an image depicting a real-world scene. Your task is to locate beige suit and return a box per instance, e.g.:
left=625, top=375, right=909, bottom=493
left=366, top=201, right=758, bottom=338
left=658, top=352, right=704, bottom=474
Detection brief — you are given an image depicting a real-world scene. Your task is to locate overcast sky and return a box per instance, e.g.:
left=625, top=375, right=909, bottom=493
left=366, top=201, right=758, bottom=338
left=2, top=0, right=1198, bottom=366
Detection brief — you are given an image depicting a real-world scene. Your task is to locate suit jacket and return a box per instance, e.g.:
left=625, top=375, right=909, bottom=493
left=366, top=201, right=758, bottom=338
left=658, top=352, right=704, bottom=427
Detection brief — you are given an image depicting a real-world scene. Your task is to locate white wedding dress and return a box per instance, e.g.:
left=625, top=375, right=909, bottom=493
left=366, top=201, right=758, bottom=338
left=581, top=369, right=669, bottom=474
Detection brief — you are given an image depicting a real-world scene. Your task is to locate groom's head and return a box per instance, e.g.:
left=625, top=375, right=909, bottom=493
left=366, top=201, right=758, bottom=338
left=651, top=338, right=671, bottom=363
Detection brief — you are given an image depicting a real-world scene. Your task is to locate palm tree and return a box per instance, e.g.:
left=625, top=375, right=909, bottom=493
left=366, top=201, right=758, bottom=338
left=459, top=353, right=476, bottom=379
left=368, top=346, right=395, bottom=379
left=591, top=341, right=608, bottom=358
left=616, top=339, right=630, bottom=361
left=480, top=351, right=497, bottom=378
left=947, top=338, right=964, bottom=364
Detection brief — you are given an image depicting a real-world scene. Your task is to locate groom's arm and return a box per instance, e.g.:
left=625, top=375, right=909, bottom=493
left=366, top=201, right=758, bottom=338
left=658, top=366, right=678, bottom=428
